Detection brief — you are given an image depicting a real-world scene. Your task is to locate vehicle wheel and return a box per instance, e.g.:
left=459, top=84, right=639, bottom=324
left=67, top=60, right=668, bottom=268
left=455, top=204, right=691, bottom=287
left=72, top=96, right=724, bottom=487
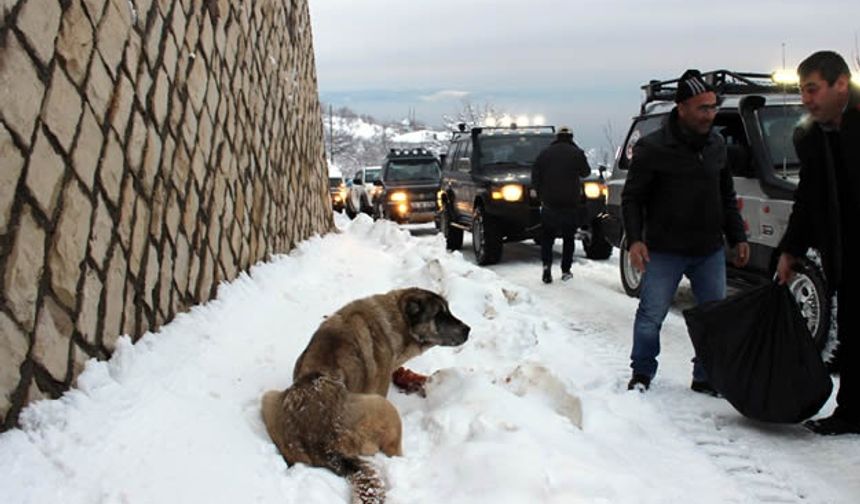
left=439, top=201, right=463, bottom=251
left=787, top=258, right=831, bottom=351
left=360, top=196, right=372, bottom=216
left=345, top=199, right=357, bottom=219
left=619, top=234, right=642, bottom=297
left=472, top=206, right=503, bottom=265
left=583, top=219, right=612, bottom=260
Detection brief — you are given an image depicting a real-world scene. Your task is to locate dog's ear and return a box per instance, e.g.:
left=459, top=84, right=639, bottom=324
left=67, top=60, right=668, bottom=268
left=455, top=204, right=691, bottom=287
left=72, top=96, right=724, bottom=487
left=404, top=296, right=423, bottom=325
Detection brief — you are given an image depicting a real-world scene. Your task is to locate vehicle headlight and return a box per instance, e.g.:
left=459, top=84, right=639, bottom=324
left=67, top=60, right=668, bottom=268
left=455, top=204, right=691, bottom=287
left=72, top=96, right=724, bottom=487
left=338, top=187, right=347, bottom=200
left=491, top=184, right=523, bottom=202
left=583, top=181, right=605, bottom=199
left=389, top=191, right=408, bottom=202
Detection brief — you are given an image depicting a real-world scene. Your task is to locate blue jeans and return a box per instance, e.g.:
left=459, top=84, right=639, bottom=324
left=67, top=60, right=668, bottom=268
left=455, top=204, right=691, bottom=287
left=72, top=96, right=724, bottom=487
left=630, top=248, right=726, bottom=382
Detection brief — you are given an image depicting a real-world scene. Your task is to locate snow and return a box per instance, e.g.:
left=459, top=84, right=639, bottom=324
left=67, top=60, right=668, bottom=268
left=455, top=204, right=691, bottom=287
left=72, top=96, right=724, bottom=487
left=1, top=214, right=858, bottom=504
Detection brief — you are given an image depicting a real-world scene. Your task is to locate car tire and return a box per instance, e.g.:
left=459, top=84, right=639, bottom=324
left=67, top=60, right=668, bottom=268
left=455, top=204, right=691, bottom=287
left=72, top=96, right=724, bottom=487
left=345, top=199, right=357, bottom=219
left=360, top=196, right=372, bottom=216
left=583, top=219, right=613, bottom=260
left=472, top=206, right=503, bottom=265
left=619, top=234, right=642, bottom=297
left=440, top=201, right=463, bottom=251
left=787, top=258, right=831, bottom=351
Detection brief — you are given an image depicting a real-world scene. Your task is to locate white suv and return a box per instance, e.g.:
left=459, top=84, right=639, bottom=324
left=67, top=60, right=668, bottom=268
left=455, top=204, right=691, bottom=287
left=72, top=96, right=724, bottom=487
left=345, top=166, right=382, bottom=218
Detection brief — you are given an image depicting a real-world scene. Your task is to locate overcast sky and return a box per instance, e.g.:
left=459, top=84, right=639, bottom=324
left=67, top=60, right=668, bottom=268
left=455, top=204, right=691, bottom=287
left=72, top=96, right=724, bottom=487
left=308, top=0, right=859, bottom=149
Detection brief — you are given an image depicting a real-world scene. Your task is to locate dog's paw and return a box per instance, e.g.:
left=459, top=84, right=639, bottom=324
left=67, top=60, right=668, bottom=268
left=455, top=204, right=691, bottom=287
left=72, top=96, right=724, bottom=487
left=392, top=367, right=428, bottom=397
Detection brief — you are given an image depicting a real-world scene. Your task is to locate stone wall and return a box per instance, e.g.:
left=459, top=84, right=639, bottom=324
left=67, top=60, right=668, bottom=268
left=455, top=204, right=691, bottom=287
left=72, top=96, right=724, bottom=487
left=0, top=0, right=332, bottom=430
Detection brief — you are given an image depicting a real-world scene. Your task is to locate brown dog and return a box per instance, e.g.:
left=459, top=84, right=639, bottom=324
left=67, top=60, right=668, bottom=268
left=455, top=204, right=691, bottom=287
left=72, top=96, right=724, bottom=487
left=261, top=288, right=470, bottom=503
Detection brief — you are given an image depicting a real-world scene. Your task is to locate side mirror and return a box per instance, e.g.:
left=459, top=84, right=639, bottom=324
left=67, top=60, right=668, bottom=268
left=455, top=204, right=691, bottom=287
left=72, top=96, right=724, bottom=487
left=439, top=153, right=447, bottom=167
left=372, top=180, right=383, bottom=187
left=597, top=164, right=608, bottom=181
left=352, top=175, right=362, bottom=185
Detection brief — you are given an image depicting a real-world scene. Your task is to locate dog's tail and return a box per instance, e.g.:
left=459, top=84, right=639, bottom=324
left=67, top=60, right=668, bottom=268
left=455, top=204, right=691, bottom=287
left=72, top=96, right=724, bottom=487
left=327, top=453, right=386, bottom=504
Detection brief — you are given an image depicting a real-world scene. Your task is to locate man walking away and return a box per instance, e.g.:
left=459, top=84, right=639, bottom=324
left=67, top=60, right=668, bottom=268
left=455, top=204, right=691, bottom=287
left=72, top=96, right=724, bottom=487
left=532, top=126, right=591, bottom=283
left=622, top=69, right=750, bottom=393
left=777, top=50, right=860, bottom=435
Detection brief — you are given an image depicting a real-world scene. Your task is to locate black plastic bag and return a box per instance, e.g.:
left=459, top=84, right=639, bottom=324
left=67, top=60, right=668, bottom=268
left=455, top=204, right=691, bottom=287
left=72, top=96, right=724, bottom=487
left=683, top=283, right=832, bottom=423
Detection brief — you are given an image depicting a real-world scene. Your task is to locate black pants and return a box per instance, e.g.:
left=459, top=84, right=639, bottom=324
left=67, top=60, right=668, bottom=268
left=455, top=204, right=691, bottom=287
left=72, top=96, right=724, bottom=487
left=540, top=207, right=577, bottom=272
left=835, top=266, right=859, bottom=421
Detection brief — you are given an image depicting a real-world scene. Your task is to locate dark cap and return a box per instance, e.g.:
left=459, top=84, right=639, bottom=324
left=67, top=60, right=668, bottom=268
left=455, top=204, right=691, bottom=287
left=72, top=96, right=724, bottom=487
left=558, top=125, right=573, bottom=136
left=675, top=69, right=715, bottom=103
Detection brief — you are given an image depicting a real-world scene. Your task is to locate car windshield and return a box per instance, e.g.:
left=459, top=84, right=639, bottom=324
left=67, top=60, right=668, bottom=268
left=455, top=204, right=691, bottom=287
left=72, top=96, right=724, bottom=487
left=328, top=177, right=342, bottom=188
left=758, top=105, right=805, bottom=170
left=365, top=168, right=381, bottom=183
left=478, top=135, right=554, bottom=168
left=385, top=161, right=440, bottom=182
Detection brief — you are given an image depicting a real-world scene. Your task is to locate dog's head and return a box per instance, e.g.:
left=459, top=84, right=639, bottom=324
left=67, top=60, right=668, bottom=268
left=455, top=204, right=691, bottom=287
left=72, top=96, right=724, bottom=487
left=399, top=288, right=470, bottom=348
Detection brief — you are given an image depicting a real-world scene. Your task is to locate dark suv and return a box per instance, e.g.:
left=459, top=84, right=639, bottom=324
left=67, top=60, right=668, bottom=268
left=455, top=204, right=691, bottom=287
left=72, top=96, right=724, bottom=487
left=603, top=70, right=831, bottom=347
left=371, top=148, right=441, bottom=224
left=437, top=125, right=609, bottom=265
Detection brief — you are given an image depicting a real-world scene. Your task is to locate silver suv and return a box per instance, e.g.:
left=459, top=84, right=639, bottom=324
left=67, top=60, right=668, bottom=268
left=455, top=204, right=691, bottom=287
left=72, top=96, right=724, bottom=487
left=601, top=70, right=831, bottom=348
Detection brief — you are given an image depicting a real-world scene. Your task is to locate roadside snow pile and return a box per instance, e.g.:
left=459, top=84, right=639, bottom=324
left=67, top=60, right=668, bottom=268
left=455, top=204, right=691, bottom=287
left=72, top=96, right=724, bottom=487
left=0, top=214, right=751, bottom=503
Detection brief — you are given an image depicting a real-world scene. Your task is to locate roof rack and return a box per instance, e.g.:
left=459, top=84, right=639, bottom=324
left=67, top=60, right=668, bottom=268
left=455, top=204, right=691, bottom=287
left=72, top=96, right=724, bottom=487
left=640, top=70, right=798, bottom=114
left=451, top=124, right=556, bottom=140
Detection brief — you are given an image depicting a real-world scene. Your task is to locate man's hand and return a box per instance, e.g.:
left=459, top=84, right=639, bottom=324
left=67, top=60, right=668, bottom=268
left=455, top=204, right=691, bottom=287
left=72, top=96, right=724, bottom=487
left=732, top=242, right=750, bottom=268
left=628, top=241, right=650, bottom=273
left=776, top=252, right=797, bottom=285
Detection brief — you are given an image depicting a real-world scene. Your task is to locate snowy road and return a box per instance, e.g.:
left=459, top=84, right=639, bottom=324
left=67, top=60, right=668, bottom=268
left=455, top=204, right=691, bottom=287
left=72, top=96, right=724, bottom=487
left=1, top=215, right=857, bottom=504
left=452, top=231, right=860, bottom=504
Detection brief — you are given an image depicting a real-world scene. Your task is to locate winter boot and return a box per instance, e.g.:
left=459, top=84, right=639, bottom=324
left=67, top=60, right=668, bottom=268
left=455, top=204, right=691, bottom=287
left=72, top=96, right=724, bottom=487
left=542, top=266, right=552, bottom=284
left=690, top=380, right=720, bottom=397
left=804, top=414, right=860, bottom=435
left=561, top=270, right=573, bottom=281
left=627, top=373, right=651, bottom=392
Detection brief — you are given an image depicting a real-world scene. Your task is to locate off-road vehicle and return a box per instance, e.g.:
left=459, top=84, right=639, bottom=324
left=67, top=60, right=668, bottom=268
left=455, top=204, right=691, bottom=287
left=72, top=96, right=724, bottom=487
left=437, top=124, right=609, bottom=265
left=371, top=148, right=441, bottom=224
left=602, top=70, right=831, bottom=347
left=345, top=166, right=382, bottom=218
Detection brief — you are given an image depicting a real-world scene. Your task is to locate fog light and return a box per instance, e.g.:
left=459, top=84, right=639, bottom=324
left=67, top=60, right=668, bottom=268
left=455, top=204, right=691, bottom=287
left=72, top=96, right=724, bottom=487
left=583, top=182, right=604, bottom=199
left=389, top=191, right=407, bottom=202
left=397, top=203, right=408, bottom=214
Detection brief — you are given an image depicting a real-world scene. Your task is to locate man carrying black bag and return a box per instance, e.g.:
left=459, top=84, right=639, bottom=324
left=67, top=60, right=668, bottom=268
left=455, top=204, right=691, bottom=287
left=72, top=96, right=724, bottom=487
left=777, top=51, right=860, bottom=435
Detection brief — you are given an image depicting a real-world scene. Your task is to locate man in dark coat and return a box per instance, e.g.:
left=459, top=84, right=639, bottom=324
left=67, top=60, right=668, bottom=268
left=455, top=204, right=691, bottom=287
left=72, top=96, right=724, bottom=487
left=532, top=126, right=591, bottom=283
left=622, top=69, right=750, bottom=394
left=777, top=51, right=860, bottom=435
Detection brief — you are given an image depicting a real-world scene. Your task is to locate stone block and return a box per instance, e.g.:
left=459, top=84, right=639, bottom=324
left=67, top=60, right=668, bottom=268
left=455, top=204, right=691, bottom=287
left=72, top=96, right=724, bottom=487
left=148, top=179, right=164, bottom=242
left=170, top=2, right=187, bottom=45
left=16, top=0, right=62, bottom=66
left=0, top=312, right=29, bottom=414
left=171, top=139, right=190, bottom=194
left=85, top=55, right=114, bottom=124
left=135, top=65, right=152, bottom=108
left=96, top=0, right=132, bottom=78
left=132, top=0, right=153, bottom=30
left=4, top=206, right=44, bottom=331
left=123, top=28, right=143, bottom=78
left=0, top=124, right=25, bottom=235
left=42, top=65, right=83, bottom=154
left=33, top=296, right=74, bottom=382
left=164, top=186, right=180, bottom=242
left=158, top=242, right=174, bottom=314
left=126, top=110, right=146, bottom=173
left=117, top=170, right=135, bottom=250
left=56, top=1, right=95, bottom=86
left=173, top=233, right=189, bottom=294
left=49, top=181, right=93, bottom=309
left=129, top=197, right=149, bottom=275
left=98, top=131, right=124, bottom=207
left=143, top=243, right=158, bottom=309
left=144, top=11, right=163, bottom=69
left=151, top=69, right=170, bottom=128
left=190, top=145, right=205, bottom=187
left=108, top=74, right=134, bottom=137
left=186, top=53, right=207, bottom=114
left=101, top=245, right=126, bottom=350
left=121, top=278, right=136, bottom=337
left=141, top=125, right=162, bottom=196
left=0, top=32, right=46, bottom=147
left=76, top=267, right=102, bottom=344
left=26, top=130, right=66, bottom=218
left=88, top=194, right=113, bottom=270
left=72, top=106, right=103, bottom=190
left=161, top=31, right=178, bottom=76
left=181, top=182, right=198, bottom=236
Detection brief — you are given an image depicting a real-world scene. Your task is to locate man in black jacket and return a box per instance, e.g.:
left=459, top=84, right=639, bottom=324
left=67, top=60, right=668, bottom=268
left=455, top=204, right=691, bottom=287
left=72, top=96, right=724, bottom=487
left=532, top=126, right=592, bottom=283
left=622, top=69, right=750, bottom=393
left=777, top=51, right=860, bottom=435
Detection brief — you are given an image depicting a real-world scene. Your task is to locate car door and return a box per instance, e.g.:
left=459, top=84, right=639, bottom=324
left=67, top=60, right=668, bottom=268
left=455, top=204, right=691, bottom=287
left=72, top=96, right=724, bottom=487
left=451, top=140, right=475, bottom=221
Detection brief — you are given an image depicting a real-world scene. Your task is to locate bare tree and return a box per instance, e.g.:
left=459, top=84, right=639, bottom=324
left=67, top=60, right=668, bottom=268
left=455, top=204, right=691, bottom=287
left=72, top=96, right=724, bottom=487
left=600, top=120, right=621, bottom=171
left=441, top=99, right=506, bottom=131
